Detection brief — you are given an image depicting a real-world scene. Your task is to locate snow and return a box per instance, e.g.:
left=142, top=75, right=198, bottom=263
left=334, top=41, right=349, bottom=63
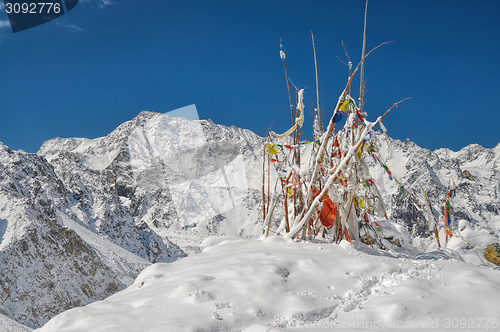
left=0, top=193, right=28, bottom=251
left=57, top=211, right=151, bottom=286
left=127, top=113, right=207, bottom=175
left=0, top=313, right=33, bottom=332
left=38, top=136, right=120, bottom=170
left=72, top=137, right=104, bottom=153
left=76, top=149, right=121, bottom=171
left=168, top=154, right=250, bottom=228
left=39, top=137, right=102, bottom=158
left=123, top=111, right=264, bottom=241
left=37, top=237, right=500, bottom=332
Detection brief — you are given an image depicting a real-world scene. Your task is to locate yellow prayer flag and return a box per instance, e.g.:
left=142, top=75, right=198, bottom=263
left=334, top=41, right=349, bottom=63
left=268, top=144, right=278, bottom=155
left=340, top=99, right=350, bottom=112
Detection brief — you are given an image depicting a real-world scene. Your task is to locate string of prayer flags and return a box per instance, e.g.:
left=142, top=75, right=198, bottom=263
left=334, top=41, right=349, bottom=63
left=444, top=196, right=451, bottom=228
left=267, top=143, right=279, bottom=155
left=435, top=226, right=441, bottom=246
left=313, top=188, right=338, bottom=229
left=286, top=181, right=304, bottom=189
left=375, top=221, right=385, bottom=237
left=339, top=99, right=351, bottom=112
left=363, top=131, right=372, bottom=143
left=379, top=121, right=387, bottom=134
left=333, top=111, right=343, bottom=124
left=332, top=136, right=342, bottom=159
left=268, top=141, right=319, bottom=152
left=444, top=187, right=456, bottom=227
left=399, top=185, right=409, bottom=199
left=356, top=108, right=365, bottom=122
left=376, top=154, right=393, bottom=180
left=443, top=187, right=456, bottom=243
left=362, top=179, right=375, bottom=188
left=283, top=142, right=305, bottom=150
left=357, top=148, right=363, bottom=160
left=352, top=116, right=359, bottom=129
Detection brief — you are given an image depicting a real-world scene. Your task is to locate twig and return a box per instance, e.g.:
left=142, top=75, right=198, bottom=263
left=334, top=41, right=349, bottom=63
left=342, top=41, right=352, bottom=95
left=335, top=56, right=348, bottom=67
left=288, top=78, right=298, bottom=92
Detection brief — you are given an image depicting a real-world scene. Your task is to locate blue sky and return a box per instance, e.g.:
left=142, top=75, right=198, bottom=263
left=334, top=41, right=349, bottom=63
left=1, top=0, right=499, bottom=153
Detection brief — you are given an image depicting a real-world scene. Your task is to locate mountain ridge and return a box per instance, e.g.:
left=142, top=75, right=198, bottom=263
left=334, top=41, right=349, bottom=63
left=0, top=111, right=499, bottom=329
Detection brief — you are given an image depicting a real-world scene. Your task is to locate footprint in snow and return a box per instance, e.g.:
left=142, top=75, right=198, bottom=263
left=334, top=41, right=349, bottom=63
left=211, top=312, right=222, bottom=320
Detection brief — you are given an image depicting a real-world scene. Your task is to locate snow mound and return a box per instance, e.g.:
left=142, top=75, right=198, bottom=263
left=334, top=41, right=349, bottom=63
left=37, top=238, right=500, bottom=332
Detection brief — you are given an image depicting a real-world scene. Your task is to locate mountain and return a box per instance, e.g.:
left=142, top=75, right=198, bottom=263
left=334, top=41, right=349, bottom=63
left=0, top=111, right=263, bottom=328
left=38, top=111, right=265, bottom=252
left=0, top=110, right=499, bottom=329
left=367, top=133, right=500, bottom=263
left=0, top=138, right=181, bottom=328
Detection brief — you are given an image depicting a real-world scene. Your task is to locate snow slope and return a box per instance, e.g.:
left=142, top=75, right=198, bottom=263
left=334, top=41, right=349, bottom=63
left=0, top=313, right=33, bottom=332
left=37, top=237, right=500, bottom=332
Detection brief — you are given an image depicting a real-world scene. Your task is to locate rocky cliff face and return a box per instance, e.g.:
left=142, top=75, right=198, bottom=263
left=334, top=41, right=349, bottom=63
left=38, top=111, right=265, bottom=252
left=0, top=114, right=187, bottom=328
left=1, top=111, right=499, bottom=328
left=366, top=133, right=500, bottom=256
left=373, top=135, right=499, bottom=225
left=0, top=143, right=121, bottom=327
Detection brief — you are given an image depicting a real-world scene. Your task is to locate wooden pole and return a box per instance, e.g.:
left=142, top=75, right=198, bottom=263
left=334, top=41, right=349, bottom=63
left=359, top=0, right=368, bottom=112
left=312, top=31, right=321, bottom=132
left=267, top=142, right=271, bottom=215
left=262, top=138, right=267, bottom=230
left=280, top=39, right=295, bottom=125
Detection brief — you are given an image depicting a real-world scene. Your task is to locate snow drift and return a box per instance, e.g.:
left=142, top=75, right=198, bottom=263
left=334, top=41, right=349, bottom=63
left=37, top=237, right=500, bottom=332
